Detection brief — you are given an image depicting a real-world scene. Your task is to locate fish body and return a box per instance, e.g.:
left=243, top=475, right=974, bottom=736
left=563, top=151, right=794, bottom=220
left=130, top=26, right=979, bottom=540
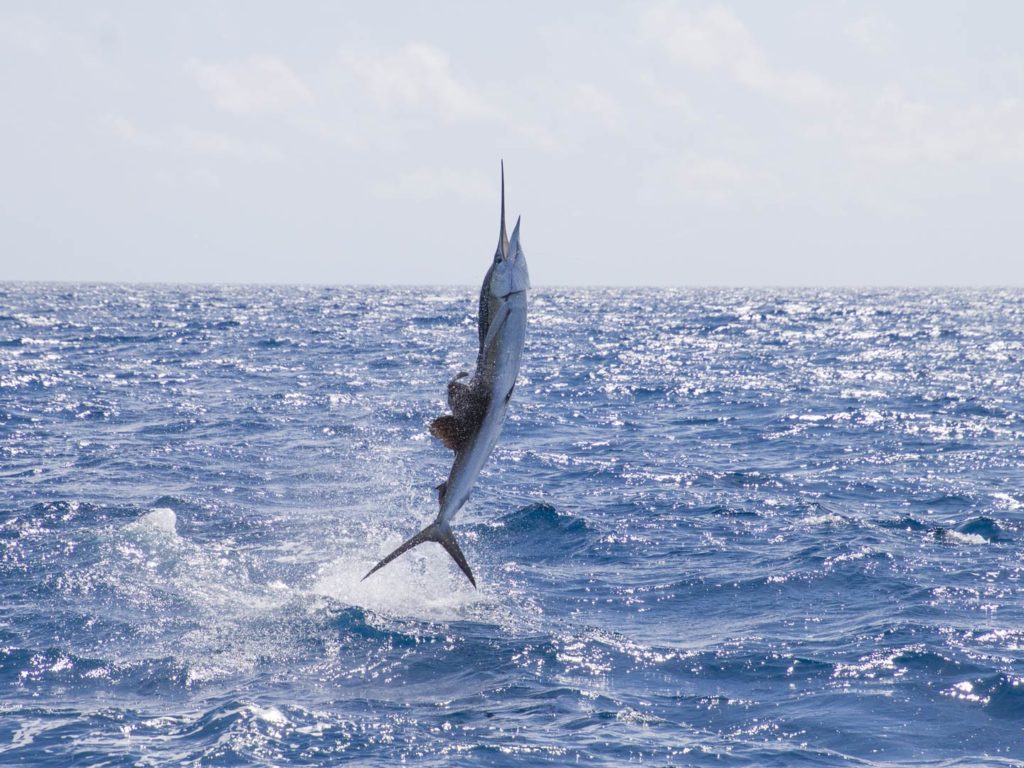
left=362, top=164, right=529, bottom=587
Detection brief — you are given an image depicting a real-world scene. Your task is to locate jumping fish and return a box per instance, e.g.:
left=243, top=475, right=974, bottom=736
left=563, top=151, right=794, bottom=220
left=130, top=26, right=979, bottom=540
left=362, top=163, right=529, bottom=587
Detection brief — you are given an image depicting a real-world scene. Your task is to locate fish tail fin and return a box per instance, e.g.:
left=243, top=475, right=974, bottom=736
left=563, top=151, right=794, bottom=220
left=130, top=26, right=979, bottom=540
left=361, top=521, right=477, bottom=588
left=436, top=525, right=476, bottom=588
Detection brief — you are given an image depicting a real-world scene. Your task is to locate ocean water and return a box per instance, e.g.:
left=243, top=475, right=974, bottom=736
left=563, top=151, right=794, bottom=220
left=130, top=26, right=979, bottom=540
left=1, top=283, right=1023, bottom=767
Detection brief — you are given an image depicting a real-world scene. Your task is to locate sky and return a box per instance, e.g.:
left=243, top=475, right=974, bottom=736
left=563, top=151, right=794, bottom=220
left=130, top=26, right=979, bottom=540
left=1, top=1, right=1023, bottom=286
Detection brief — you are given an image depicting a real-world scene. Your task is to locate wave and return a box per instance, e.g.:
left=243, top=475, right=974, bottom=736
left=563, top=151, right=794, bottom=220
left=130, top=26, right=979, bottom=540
left=931, top=517, right=1005, bottom=545
left=477, top=503, right=596, bottom=562
left=877, top=515, right=929, bottom=532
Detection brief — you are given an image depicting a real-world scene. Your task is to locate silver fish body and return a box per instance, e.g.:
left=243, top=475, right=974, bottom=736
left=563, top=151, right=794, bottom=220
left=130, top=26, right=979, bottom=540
left=438, top=230, right=527, bottom=524
left=362, top=164, right=529, bottom=587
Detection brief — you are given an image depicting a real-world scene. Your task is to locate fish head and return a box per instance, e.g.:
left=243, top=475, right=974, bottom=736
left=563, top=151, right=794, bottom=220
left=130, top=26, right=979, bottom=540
left=489, top=215, right=529, bottom=298
left=488, top=161, right=529, bottom=299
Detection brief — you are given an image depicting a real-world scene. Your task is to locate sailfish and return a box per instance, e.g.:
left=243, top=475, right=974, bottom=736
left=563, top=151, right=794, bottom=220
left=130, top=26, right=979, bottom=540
left=362, top=163, right=530, bottom=587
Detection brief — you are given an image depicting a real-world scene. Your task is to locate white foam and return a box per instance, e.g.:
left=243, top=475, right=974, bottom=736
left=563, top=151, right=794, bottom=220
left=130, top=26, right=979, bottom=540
left=992, top=492, right=1023, bottom=510
left=101, top=508, right=304, bottom=682
left=312, top=537, right=488, bottom=623
left=97, top=501, right=538, bottom=684
left=129, top=507, right=179, bottom=536
left=248, top=704, right=288, bottom=725
left=946, top=530, right=987, bottom=546
left=310, top=526, right=543, bottom=634
left=801, top=513, right=847, bottom=527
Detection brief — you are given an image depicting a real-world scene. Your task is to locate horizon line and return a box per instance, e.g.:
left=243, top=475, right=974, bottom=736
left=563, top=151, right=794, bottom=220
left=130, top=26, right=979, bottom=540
left=3, top=279, right=1024, bottom=291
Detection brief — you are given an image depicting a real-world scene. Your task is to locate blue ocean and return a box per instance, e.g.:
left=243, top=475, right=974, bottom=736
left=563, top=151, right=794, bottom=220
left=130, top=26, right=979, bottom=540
left=2, top=283, right=1023, bottom=766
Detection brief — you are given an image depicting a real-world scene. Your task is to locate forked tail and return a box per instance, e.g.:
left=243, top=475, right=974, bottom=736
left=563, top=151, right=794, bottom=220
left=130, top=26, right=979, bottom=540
left=361, top=520, right=476, bottom=588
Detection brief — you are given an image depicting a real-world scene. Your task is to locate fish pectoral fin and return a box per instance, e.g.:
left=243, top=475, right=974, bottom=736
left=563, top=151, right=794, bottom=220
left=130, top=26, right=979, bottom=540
left=429, top=415, right=462, bottom=452
left=361, top=521, right=477, bottom=588
left=480, top=304, right=510, bottom=354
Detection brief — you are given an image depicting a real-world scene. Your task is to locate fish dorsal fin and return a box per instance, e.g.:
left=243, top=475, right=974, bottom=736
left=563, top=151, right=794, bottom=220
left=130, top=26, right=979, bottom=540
left=429, top=415, right=462, bottom=452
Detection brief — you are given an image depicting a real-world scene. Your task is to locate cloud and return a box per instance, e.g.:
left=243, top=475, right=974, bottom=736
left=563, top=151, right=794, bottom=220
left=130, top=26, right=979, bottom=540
left=641, top=3, right=835, bottom=106
left=342, top=43, right=495, bottom=122
left=669, top=151, right=773, bottom=205
left=102, top=114, right=162, bottom=148
left=102, top=115, right=282, bottom=162
left=846, top=13, right=895, bottom=56
left=0, top=11, right=55, bottom=55
left=639, top=3, right=1024, bottom=192
left=840, top=90, right=1024, bottom=166
left=175, top=127, right=282, bottom=162
left=569, top=83, right=622, bottom=130
left=371, top=167, right=492, bottom=201
left=188, top=56, right=312, bottom=114
left=639, top=73, right=699, bottom=120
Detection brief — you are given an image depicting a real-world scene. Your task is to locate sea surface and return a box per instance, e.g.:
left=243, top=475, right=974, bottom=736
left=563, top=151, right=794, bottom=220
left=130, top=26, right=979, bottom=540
left=1, top=284, right=1023, bottom=766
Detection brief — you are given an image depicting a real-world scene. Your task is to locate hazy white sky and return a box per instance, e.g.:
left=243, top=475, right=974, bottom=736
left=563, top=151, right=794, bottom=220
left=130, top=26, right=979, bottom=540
left=2, top=2, right=1023, bottom=286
